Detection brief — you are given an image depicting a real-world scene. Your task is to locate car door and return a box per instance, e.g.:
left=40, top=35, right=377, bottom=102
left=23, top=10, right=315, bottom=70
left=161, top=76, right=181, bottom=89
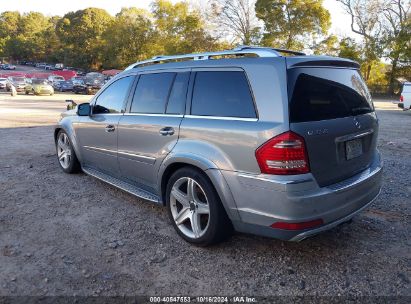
left=75, top=75, right=135, bottom=176
left=117, top=71, right=190, bottom=192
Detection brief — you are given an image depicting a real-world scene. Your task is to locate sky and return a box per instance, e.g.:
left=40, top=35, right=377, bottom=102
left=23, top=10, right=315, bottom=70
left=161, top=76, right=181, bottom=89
left=0, top=0, right=356, bottom=38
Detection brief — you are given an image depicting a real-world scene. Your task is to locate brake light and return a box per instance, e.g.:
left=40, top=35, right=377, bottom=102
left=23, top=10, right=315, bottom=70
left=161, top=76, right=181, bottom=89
left=271, top=219, right=324, bottom=230
left=400, top=95, right=404, bottom=102
left=255, top=131, right=310, bottom=175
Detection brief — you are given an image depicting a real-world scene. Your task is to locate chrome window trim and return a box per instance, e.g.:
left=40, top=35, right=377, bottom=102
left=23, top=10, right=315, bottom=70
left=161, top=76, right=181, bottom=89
left=185, top=115, right=258, bottom=122
left=123, top=113, right=183, bottom=118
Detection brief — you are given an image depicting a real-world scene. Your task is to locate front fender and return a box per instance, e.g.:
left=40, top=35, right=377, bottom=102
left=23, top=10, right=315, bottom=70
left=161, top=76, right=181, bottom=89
left=54, top=117, right=83, bottom=163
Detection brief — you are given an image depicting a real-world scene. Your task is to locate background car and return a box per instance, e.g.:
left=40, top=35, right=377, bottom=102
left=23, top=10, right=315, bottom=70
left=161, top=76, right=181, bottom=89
left=2, top=64, right=16, bottom=70
left=0, top=77, right=10, bottom=91
left=25, top=78, right=54, bottom=96
left=398, top=82, right=411, bottom=111
left=55, top=80, right=74, bottom=92
left=8, top=76, right=27, bottom=92
left=48, top=75, right=65, bottom=86
left=73, top=72, right=104, bottom=94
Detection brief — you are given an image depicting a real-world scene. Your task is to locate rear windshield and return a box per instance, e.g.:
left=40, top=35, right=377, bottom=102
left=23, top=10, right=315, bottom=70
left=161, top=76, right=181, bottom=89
left=402, top=84, right=411, bottom=93
left=288, top=68, right=373, bottom=123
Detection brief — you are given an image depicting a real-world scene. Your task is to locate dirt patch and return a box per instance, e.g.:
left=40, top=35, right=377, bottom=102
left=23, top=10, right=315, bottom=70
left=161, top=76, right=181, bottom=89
left=0, top=98, right=410, bottom=296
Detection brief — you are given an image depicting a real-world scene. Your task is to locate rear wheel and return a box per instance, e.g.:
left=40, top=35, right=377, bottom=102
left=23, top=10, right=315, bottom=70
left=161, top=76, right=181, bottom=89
left=166, top=167, right=232, bottom=246
left=55, top=130, right=81, bottom=173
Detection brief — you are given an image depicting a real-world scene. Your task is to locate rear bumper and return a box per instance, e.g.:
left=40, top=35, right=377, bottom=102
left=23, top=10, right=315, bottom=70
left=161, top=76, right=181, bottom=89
left=222, top=151, right=383, bottom=241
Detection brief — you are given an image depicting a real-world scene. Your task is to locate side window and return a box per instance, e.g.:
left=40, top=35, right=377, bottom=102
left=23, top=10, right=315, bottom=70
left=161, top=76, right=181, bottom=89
left=191, top=71, right=256, bottom=118
left=131, top=73, right=175, bottom=114
left=93, top=76, right=134, bottom=114
left=166, top=72, right=190, bottom=114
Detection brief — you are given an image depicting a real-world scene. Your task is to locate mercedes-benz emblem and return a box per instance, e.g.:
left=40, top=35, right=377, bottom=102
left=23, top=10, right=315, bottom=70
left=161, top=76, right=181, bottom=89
left=353, top=118, right=361, bottom=129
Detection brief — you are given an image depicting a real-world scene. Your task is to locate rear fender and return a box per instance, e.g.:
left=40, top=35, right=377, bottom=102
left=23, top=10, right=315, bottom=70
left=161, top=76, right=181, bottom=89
left=158, top=151, right=241, bottom=221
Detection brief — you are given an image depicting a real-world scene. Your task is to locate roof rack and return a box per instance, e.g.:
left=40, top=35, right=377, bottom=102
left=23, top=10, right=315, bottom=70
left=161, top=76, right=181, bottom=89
left=124, top=45, right=305, bottom=70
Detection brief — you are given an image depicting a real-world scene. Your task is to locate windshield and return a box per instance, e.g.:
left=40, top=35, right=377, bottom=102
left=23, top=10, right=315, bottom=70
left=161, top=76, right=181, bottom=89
left=11, top=77, right=25, bottom=82
left=288, top=68, right=374, bottom=123
left=32, top=79, right=49, bottom=85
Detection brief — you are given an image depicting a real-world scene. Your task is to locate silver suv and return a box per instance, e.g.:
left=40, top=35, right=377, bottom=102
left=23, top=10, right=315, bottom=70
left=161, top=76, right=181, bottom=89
left=54, top=46, right=383, bottom=246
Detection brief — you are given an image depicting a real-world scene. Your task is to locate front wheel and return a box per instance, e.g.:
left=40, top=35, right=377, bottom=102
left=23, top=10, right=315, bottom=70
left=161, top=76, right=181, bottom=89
left=166, top=167, right=232, bottom=246
left=56, top=130, right=81, bottom=173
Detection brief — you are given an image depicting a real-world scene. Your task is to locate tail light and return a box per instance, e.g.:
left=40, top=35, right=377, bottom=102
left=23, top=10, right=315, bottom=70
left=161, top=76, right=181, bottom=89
left=400, top=95, right=404, bottom=102
left=255, top=131, right=310, bottom=175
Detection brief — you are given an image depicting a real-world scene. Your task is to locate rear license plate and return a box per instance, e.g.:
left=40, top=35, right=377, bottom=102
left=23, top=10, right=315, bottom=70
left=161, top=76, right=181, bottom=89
left=345, top=138, right=363, bottom=160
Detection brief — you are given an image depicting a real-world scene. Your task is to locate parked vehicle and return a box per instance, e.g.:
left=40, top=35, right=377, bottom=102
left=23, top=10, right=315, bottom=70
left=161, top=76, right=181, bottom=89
left=54, top=46, right=383, bottom=246
left=2, top=64, right=16, bottom=70
left=0, top=77, right=10, bottom=91
left=25, top=78, right=54, bottom=96
left=73, top=72, right=104, bottom=95
left=48, top=75, right=65, bottom=85
left=55, top=80, right=74, bottom=92
left=8, top=76, right=27, bottom=92
left=70, top=76, right=85, bottom=86
left=398, top=82, right=411, bottom=111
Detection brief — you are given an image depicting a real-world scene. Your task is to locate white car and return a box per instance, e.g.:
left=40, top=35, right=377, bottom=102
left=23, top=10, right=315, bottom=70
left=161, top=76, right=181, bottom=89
left=0, top=77, right=10, bottom=91
left=48, top=75, right=65, bottom=85
left=398, top=82, right=411, bottom=111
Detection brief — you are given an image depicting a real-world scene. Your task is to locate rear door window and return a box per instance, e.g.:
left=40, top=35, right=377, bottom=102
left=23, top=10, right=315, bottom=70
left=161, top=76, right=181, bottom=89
left=166, top=72, right=190, bottom=114
left=288, top=68, right=373, bottom=123
left=131, top=73, right=175, bottom=114
left=191, top=71, right=256, bottom=118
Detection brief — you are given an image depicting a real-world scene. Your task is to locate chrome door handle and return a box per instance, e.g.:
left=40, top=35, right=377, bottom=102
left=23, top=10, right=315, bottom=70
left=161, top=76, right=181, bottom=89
left=159, top=127, right=174, bottom=136
left=105, top=125, right=115, bottom=132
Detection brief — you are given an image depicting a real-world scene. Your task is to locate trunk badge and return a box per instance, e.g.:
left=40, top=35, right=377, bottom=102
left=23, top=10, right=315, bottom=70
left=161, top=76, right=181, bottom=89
left=353, top=118, right=362, bottom=129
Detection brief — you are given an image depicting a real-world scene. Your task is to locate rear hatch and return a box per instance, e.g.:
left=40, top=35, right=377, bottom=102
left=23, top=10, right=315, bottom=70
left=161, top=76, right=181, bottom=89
left=286, top=58, right=378, bottom=187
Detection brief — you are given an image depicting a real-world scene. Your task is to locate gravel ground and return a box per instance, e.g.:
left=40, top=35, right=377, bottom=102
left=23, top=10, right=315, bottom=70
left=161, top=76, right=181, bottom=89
left=0, top=93, right=410, bottom=298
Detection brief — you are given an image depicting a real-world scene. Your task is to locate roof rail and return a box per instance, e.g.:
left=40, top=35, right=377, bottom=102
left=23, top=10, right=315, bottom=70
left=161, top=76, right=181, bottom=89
left=124, top=45, right=305, bottom=70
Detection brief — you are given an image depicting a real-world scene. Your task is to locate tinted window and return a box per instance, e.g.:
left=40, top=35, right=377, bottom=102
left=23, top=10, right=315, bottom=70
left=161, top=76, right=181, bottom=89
left=166, top=72, right=189, bottom=114
left=131, top=73, right=175, bottom=114
left=191, top=71, right=256, bottom=118
left=288, top=68, right=373, bottom=123
left=93, top=76, right=134, bottom=114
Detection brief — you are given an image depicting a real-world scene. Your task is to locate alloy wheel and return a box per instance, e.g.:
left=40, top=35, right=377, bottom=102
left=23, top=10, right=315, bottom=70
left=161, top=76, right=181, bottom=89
left=169, top=177, right=210, bottom=239
left=57, top=133, right=72, bottom=169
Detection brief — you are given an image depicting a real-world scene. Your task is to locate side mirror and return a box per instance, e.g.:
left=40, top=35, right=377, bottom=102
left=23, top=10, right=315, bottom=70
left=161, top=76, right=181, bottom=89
left=77, top=103, right=91, bottom=116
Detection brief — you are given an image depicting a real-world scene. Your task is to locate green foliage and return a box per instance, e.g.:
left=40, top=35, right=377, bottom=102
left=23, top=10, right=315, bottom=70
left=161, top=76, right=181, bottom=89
left=151, top=0, right=219, bottom=55
left=255, top=0, right=331, bottom=50
left=56, top=8, right=114, bottom=69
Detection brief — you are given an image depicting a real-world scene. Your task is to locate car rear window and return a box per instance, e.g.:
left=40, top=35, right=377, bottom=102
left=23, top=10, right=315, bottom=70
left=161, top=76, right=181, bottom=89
left=288, top=68, right=374, bottom=123
left=402, top=84, right=411, bottom=93
left=191, top=71, right=256, bottom=118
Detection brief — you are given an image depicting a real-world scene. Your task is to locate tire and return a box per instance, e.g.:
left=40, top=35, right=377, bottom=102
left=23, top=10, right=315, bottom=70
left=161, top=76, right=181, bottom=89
left=166, top=167, right=232, bottom=246
left=55, top=130, right=81, bottom=174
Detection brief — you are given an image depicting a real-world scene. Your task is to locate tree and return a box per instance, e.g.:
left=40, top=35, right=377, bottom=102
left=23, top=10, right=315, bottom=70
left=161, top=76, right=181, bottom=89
left=255, top=0, right=331, bottom=50
left=338, top=37, right=362, bottom=62
left=56, top=8, right=113, bottom=69
left=380, top=0, right=410, bottom=93
left=0, top=11, right=21, bottom=58
left=336, top=0, right=385, bottom=81
left=102, top=8, right=157, bottom=68
left=209, top=0, right=261, bottom=45
left=151, top=0, right=219, bottom=55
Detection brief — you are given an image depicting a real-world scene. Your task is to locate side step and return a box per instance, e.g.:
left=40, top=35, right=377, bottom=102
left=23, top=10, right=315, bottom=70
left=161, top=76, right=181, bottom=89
left=82, top=166, right=161, bottom=204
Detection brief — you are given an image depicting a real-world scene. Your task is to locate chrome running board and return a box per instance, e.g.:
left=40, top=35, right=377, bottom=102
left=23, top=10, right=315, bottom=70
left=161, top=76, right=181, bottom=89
left=82, top=166, right=160, bottom=204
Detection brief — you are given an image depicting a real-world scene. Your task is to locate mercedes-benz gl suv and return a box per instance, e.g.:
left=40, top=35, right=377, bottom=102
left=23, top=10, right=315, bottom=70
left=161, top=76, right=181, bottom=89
left=54, top=46, right=383, bottom=246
